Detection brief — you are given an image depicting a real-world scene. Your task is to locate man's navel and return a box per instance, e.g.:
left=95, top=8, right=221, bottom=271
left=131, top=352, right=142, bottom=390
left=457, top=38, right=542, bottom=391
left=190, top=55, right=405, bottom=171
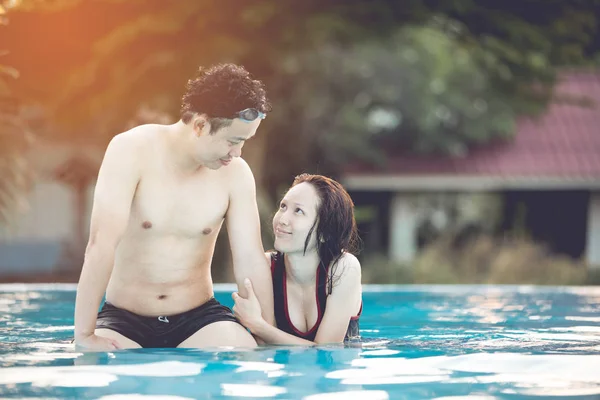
left=157, top=294, right=167, bottom=300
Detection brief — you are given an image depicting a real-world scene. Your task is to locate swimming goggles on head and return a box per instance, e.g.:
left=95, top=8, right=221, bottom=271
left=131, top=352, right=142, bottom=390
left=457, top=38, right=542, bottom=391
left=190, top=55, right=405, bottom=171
left=235, top=108, right=266, bottom=122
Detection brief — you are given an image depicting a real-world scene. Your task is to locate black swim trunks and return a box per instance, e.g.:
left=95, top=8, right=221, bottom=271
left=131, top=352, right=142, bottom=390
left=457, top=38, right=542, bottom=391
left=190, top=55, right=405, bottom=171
left=96, top=297, right=241, bottom=348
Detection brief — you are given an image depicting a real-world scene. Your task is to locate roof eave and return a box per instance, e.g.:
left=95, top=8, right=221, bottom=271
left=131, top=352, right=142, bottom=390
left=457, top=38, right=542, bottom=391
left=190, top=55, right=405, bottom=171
left=341, top=174, right=600, bottom=191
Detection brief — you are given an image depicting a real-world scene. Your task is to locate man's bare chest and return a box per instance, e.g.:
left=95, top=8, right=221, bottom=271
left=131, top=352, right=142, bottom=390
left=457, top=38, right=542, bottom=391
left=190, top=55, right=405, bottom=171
left=131, top=174, right=229, bottom=236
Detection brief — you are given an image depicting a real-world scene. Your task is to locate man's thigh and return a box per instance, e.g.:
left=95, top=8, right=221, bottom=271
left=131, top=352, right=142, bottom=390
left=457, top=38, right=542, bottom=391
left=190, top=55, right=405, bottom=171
left=177, top=321, right=257, bottom=349
left=95, top=328, right=142, bottom=349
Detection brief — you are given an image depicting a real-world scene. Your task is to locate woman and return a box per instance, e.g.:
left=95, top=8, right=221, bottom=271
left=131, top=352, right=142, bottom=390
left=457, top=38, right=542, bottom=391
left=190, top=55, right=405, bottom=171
left=232, top=173, right=362, bottom=345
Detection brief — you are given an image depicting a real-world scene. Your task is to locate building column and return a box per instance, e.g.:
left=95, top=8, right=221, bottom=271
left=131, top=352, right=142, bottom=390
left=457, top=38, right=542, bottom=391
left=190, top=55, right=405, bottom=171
left=389, top=193, right=417, bottom=263
left=587, top=192, right=600, bottom=268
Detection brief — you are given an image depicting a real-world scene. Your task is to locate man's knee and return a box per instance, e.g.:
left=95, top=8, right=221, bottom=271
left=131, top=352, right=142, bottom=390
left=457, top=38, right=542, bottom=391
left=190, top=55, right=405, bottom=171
left=95, top=328, right=142, bottom=349
left=178, top=321, right=257, bottom=348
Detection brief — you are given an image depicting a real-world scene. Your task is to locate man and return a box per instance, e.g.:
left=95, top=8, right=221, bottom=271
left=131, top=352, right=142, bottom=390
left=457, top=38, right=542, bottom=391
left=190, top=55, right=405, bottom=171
left=74, top=63, right=274, bottom=350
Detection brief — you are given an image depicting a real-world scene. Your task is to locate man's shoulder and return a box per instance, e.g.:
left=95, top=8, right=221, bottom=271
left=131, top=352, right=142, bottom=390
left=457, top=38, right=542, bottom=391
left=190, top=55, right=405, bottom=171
left=100, top=125, right=161, bottom=173
left=222, top=158, right=258, bottom=205
left=223, top=157, right=255, bottom=183
left=227, top=157, right=252, bottom=172
left=108, top=124, right=159, bottom=151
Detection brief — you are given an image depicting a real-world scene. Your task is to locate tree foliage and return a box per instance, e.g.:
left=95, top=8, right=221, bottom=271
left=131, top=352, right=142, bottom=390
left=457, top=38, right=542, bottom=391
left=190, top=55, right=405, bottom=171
left=1, top=0, right=599, bottom=198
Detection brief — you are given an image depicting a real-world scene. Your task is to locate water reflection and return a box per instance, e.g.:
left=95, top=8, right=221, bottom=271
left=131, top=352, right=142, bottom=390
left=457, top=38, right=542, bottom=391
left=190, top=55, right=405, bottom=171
left=1, top=285, right=600, bottom=399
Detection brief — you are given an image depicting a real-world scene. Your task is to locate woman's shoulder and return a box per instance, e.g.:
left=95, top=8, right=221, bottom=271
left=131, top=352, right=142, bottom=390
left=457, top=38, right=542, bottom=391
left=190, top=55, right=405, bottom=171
left=264, top=250, right=280, bottom=259
left=333, top=253, right=362, bottom=285
left=264, top=251, right=284, bottom=268
left=338, top=252, right=361, bottom=270
left=328, top=253, right=362, bottom=302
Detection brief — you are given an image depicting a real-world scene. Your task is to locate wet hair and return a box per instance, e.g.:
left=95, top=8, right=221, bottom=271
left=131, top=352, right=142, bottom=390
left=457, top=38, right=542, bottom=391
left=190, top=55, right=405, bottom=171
left=291, top=173, right=361, bottom=293
left=180, top=63, right=271, bottom=134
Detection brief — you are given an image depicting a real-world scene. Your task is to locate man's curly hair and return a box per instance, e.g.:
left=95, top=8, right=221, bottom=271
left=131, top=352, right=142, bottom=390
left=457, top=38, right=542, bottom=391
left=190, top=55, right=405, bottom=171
left=180, top=63, right=271, bottom=134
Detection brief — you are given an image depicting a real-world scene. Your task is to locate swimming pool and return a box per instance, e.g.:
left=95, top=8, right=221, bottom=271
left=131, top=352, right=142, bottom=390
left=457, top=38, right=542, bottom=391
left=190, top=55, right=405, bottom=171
left=1, top=284, right=599, bottom=399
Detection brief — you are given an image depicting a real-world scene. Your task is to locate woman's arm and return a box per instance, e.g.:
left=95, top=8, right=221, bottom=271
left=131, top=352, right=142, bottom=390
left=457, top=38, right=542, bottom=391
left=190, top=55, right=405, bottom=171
left=312, top=253, right=362, bottom=344
left=250, top=319, right=315, bottom=345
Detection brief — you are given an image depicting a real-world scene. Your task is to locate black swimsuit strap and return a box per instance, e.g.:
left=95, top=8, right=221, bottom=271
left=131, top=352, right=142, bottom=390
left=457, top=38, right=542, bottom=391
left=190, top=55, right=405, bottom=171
left=271, top=252, right=327, bottom=341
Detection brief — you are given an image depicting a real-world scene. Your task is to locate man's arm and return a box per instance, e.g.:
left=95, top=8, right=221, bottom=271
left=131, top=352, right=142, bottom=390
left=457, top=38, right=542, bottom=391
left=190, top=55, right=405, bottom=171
left=225, top=159, right=275, bottom=326
left=74, top=133, right=140, bottom=350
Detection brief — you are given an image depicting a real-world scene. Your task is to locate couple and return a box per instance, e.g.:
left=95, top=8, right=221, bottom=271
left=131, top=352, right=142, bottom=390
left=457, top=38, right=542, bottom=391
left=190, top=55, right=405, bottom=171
left=74, top=63, right=363, bottom=350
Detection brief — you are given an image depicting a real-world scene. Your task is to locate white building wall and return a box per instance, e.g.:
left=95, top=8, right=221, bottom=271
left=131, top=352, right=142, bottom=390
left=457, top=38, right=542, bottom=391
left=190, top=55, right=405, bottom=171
left=586, top=192, right=600, bottom=268
left=0, top=181, right=95, bottom=242
left=389, top=193, right=418, bottom=263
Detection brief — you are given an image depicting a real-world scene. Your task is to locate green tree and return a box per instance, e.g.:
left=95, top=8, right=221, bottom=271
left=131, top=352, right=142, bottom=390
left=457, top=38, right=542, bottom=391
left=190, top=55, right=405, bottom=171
left=263, top=19, right=521, bottom=192
left=2, top=0, right=599, bottom=199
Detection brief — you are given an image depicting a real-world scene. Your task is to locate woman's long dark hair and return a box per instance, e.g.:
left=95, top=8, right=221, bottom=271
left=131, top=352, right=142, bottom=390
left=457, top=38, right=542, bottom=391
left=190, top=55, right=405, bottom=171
left=290, top=173, right=361, bottom=293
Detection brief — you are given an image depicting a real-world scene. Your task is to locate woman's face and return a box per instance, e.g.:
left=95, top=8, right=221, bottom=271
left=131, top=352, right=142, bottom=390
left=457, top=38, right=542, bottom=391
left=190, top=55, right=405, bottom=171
left=273, top=182, right=321, bottom=254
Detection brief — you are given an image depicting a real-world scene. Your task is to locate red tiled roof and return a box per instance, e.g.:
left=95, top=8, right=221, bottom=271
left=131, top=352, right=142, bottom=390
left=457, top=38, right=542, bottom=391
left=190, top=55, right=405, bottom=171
left=343, top=71, right=600, bottom=179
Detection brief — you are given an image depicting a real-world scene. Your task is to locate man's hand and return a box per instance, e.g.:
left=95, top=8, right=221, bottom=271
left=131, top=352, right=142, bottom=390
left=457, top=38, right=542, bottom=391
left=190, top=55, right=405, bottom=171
left=232, top=279, right=265, bottom=333
left=75, top=334, right=122, bottom=352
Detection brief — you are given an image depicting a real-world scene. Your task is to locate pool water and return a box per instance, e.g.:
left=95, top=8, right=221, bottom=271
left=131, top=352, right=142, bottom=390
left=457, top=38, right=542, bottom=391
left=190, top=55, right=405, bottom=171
left=1, top=284, right=599, bottom=399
